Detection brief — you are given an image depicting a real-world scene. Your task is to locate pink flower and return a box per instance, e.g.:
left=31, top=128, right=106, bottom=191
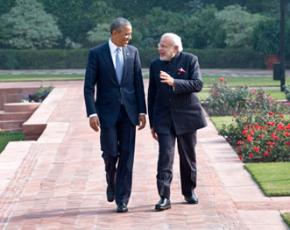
left=219, top=77, right=225, bottom=82
left=277, top=123, right=285, bottom=130
left=247, top=135, right=253, bottom=142
left=253, top=146, right=260, bottom=153
left=271, top=132, right=279, bottom=140
left=177, top=67, right=186, bottom=75
left=267, top=121, right=275, bottom=126
left=263, top=151, right=269, bottom=157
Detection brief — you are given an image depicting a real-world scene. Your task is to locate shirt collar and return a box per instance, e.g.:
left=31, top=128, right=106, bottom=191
left=109, top=39, right=122, bottom=53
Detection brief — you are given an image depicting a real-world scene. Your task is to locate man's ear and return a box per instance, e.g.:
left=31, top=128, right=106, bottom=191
left=174, top=45, right=179, bottom=51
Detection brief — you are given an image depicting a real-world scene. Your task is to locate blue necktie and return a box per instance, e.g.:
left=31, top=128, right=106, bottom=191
left=115, top=48, right=123, bottom=84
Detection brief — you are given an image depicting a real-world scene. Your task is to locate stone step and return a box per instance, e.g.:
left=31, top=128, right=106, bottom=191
left=3, top=102, right=40, bottom=113
left=0, top=120, right=24, bottom=130
left=0, top=111, right=32, bottom=121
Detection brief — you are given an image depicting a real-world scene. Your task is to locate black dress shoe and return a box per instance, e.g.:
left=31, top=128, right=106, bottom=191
left=184, top=192, right=198, bottom=204
left=155, top=197, right=171, bottom=211
left=116, top=203, right=128, bottom=213
left=106, top=186, right=114, bottom=202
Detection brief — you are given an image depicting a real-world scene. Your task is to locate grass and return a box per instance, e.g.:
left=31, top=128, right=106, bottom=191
left=203, top=75, right=283, bottom=87
left=244, top=162, right=290, bottom=196
left=282, top=213, right=290, bottom=228
left=210, top=116, right=233, bottom=130
left=0, top=73, right=288, bottom=101
left=198, top=88, right=287, bottom=101
left=0, top=131, right=24, bottom=153
left=210, top=115, right=290, bottom=131
left=0, top=73, right=285, bottom=86
left=0, top=74, right=83, bottom=82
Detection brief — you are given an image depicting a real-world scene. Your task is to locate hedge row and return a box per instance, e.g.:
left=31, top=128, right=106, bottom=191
left=0, top=48, right=275, bottom=69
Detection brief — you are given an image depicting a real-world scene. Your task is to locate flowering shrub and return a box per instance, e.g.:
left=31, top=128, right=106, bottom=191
left=22, top=87, right=53, bottom=102
left=204, top=77, right=282, bottom=116
left=220, top=111, right=290, bottom=162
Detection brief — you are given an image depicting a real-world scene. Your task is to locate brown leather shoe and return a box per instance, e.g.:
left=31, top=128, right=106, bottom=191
left=155, top=197, right=171, bottom=211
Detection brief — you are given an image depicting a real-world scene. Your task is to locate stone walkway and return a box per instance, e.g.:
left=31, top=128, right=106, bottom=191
left=0, top=80, right=289, bottom=229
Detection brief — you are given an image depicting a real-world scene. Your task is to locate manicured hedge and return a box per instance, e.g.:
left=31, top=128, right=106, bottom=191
left=0, top=48, right=279, bottom=69
left=140, top=47, right=266, bottom=68
left=0, top=49, right=88, bottom=69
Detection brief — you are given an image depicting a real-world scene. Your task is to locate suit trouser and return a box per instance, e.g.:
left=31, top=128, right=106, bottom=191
left=157, top=127, right=197, bottom=199
left=100, top=106, right=136, bottom=205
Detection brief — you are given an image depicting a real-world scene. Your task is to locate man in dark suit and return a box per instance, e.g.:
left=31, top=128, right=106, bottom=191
left=84, top=17, right=146, bottom=213
left=148, top=33, right=207, bottom=211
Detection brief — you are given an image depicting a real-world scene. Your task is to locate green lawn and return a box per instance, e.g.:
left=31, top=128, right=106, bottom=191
left=0, top=74, right=83, bottom=82
left=244, top=162, right=290, bottom=196
left=210, top=116, right=233, bottom=130
left=210, top=115, right=290, bottom=132
left=0, top=73, right=287, bottom=87
left=0, top=131, right=24, bottom=153
left=199, top=87, right=287, bottom=101
left=282, top=213, right=290, bottom=228
left=203, top=75, right=283, bottom=87
left=210, top=116, right=290, bottom=197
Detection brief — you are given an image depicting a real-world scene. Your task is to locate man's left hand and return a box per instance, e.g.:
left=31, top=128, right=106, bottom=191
left=160, top=71, right=174, bottom=86
left=138, top=114, right=146, bottom=130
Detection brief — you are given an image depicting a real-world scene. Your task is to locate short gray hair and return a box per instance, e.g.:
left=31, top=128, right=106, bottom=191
left=110, top=17, right=131, bottom=33
left=161, top=33, right=183, bottom=52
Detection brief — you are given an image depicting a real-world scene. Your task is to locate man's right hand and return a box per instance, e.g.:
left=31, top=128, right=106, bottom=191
left=89, top=116, right=100, bottom=132
left=151, top=128, right=158, bottom=141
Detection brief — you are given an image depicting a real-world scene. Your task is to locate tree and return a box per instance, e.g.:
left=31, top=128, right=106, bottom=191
left=87, top=23, right=110, bottom=45
left=0, top=0, right=15, bottom=15
left=215, top=5, right=265, bottom=48
left=139, top=7, right=185, bottom=48
left=252, top=18, right=280, bottom=55
left=0, top=0, right=62, bottom=49
left=40, top=0, right=118, bottom=47
left=183, top=5, right=226, bottom=48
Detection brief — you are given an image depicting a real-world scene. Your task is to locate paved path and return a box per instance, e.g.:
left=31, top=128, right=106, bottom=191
left=0, top=80, right=289, bottom=229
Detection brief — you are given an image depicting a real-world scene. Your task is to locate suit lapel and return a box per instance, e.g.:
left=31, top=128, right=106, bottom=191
left=102, top=43, right=119, bottom=85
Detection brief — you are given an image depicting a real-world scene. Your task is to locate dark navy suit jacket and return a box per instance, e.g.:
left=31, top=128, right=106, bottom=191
left=148, top=52, right=207, bottom=135
left=84, top=42, right=146, bottom=128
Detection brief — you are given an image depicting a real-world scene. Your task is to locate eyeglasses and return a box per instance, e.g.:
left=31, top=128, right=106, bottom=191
left=157, top=43, right=174, bottom=49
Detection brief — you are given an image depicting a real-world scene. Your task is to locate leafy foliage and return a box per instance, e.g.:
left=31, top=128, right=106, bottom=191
left=215, top=5, right=265, bottom=48
left=0, top=0, right=62, bottom=49
left=87, top=23, right=110, bottom=45
left=252, top=18, right=280, bottom=55
left=26, top=87, right=53, bottom=102
left=138, top=7, right=185, bottom=48
left=205, top=78, right=290, bottom=162
left=220, top=111, right=290, bottom=162
left=204, top=77, right=282, bottom=116
left=0, top=0, right=287, bottom=53
left=39, top=0, right=118, bottom=46
left=183, top=5, right=226, bottom=48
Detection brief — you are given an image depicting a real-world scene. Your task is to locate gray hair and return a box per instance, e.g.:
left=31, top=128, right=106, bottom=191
left=110, top=17, right=131, bottom=33
left=161, top=33, right=183, bottom=52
